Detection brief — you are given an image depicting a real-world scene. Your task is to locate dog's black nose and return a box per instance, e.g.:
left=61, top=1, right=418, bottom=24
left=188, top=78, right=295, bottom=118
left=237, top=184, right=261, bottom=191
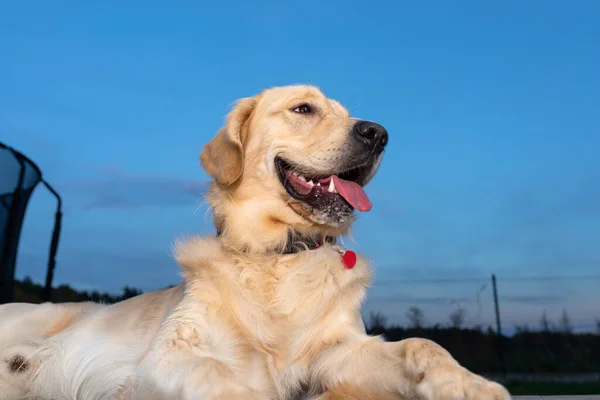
left=352, top=120, right=388, bottom=153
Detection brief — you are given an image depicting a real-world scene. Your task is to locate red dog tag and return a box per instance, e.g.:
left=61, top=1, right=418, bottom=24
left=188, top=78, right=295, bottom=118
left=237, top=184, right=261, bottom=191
left=341, top=250, right=357, bottom=269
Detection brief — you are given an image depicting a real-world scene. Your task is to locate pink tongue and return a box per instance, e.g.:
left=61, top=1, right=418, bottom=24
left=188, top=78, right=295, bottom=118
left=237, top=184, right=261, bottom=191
left=332, top=176, right=372, bottom=212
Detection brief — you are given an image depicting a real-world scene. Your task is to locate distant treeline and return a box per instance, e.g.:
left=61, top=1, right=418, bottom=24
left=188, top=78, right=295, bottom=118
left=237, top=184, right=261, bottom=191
left=365, top=310, right=600, bottom=374
left=365, top=324, right=600, bottom=374
left=12, top=277, right=600, bottom=374
left=14, top=276, right=144, bottom=304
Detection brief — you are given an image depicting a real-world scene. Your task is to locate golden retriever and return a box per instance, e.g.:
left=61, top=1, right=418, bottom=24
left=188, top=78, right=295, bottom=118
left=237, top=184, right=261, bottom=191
left=0, top=85, right=511, bottom=400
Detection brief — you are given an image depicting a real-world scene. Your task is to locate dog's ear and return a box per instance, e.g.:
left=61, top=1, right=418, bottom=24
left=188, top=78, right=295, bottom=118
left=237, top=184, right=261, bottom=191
left=200, top=97, right=257, bottom=186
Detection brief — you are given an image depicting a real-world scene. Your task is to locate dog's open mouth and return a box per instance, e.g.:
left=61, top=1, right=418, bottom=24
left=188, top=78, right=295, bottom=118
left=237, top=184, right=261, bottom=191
left=275, top=157, right=373, bottom=212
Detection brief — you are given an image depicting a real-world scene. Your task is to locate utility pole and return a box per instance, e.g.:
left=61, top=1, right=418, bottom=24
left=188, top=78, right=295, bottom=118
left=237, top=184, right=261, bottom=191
left=491, top=273, right=502, bottom=336
left=491, top=273, right=506, bottom=377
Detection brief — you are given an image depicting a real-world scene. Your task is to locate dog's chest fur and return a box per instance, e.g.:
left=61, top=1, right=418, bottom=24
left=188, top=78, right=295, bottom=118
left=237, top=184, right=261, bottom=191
left=162, top=236, right=373, bottom=396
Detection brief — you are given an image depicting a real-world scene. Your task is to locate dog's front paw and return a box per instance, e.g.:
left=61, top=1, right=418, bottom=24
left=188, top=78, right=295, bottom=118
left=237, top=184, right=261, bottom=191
left=415, top=366, right=511, bottom=400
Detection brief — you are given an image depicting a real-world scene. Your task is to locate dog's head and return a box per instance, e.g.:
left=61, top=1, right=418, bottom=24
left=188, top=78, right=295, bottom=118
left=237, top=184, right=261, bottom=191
left=201, top=85, right=388, bottom=253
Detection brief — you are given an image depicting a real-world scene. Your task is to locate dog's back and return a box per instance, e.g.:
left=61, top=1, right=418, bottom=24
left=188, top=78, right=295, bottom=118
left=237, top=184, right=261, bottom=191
left=0, top=301, right=101, bottom=399
left=0, top=286, right=184, bottom=399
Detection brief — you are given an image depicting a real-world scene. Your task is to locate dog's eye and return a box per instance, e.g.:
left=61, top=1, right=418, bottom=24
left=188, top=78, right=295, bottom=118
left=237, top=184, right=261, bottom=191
left=292, top=104, right=312, bottom=114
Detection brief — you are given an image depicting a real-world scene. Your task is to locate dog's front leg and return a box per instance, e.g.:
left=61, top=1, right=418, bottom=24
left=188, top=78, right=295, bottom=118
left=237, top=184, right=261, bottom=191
left=311, top=336, right=511, bottom=400
left=131, top=317, right=269, bottom=400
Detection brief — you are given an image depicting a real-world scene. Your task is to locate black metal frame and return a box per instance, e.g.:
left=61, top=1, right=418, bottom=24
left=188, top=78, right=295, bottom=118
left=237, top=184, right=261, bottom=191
left=0, top=142, right=62, bottom=303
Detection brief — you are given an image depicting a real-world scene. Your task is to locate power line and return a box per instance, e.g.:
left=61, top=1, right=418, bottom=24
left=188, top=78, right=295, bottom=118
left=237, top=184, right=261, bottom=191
left=372, top=274, right=600, bottom=285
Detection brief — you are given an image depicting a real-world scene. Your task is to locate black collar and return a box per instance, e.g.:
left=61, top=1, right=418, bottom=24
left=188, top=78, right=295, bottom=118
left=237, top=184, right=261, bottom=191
left=283, top=233, right=336, bottom=254
left=215, top=228, right=336, bottom=254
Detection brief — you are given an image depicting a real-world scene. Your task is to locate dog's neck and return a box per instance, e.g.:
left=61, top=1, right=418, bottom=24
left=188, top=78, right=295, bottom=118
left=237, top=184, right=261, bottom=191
left=205, top=181, right=347, bottom=254
left=215, top=226, right=336, bottom=254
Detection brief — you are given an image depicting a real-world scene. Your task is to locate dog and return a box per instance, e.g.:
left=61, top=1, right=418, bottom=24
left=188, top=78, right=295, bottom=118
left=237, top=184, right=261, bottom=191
left=0, top=85, right=511, bottom=399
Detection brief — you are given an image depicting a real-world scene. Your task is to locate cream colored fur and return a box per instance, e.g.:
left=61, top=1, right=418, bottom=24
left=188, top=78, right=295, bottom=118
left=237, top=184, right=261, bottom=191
left=0, top=85, right=511, bottom=399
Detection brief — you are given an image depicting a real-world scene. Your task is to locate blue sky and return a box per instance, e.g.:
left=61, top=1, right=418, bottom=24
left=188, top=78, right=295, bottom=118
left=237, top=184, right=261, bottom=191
left=1, top=1, right=599, bottom=331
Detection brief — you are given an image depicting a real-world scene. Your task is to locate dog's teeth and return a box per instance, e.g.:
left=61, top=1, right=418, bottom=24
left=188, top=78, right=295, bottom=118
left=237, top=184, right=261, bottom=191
left=328, top=179, right=336, bottom=193
left=316, top=182, right=321, bottom=186
left=298, top=175, right=306, bottom=181
left=308, top=180, right=314, bottom=186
